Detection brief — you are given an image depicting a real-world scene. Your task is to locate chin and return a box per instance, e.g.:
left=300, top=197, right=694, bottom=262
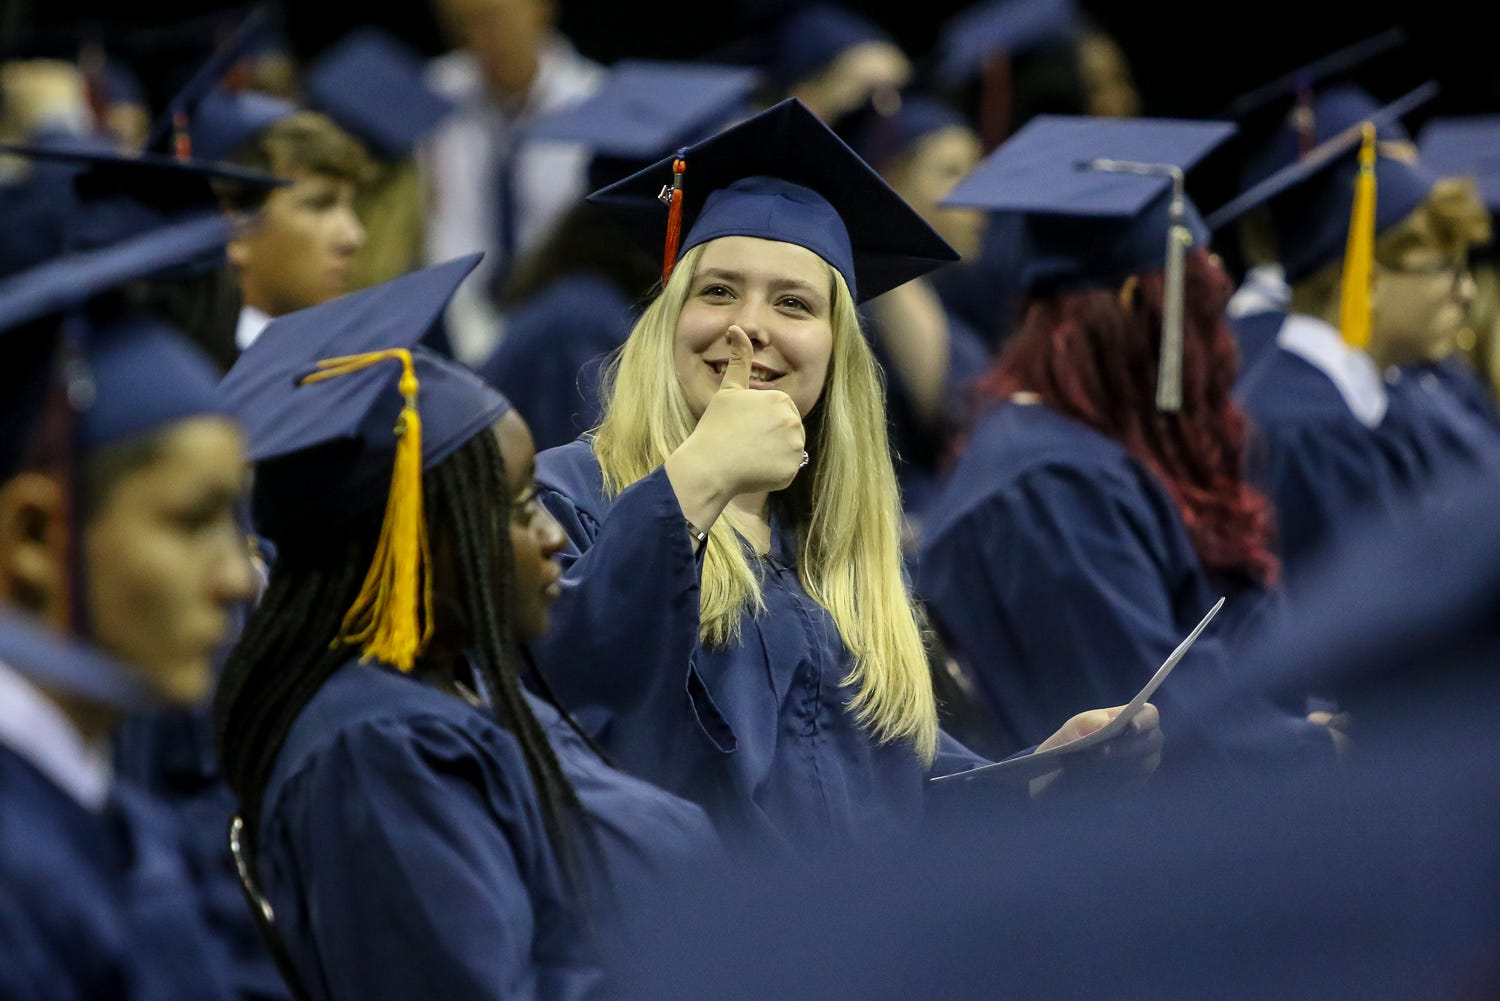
left=148, top=659, right=215, bottom=707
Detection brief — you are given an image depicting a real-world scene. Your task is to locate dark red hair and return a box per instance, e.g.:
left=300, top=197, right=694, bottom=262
left=973, top=249, right=1279, bottom=587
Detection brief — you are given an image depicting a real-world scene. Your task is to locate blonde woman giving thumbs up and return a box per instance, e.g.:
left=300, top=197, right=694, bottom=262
left=529, top=101, right=1157, bottom=850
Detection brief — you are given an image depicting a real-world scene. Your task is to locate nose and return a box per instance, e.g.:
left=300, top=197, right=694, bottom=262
left=215, top=531, right=260, bottom=608
left=730, top=303, right=770, bottom=347
left=1454, top=268, right=1477, bottom=308
left=535, top=506, right=566, bottom=560
left=336, top=205, right=366, bottom=255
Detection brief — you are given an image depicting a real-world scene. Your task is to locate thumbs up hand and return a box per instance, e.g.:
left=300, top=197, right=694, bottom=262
left=665, top=326, right=808, bottom=534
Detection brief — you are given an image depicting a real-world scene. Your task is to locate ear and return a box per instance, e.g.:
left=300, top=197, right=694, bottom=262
left=0, top=473, right=71, bottom=626
left=226, top=232, right=252, bottom=271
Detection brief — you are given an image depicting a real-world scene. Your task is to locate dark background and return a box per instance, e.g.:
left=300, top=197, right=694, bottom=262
left=3, top=0, right=1492, bottom=217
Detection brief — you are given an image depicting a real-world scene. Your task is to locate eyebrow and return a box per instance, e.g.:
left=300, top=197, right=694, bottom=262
left=696, top=268, right=826, bottom=299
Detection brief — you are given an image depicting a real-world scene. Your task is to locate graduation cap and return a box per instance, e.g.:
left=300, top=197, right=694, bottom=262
left=943, top=115, right=1237, bottom=410
left=525, top=60, right=761, bottom=190
left=587, top=98, right=959, bottom=303
left=1419, top=115, right=1500, bottom=211
left=1224, top=27, right=1407, bottom=125
left=142, top=4, right=291, bottom=160
left=926, top=0, right=1077, bottom=149
left=303, top=28, right=455, bottom=161
left=222, top=253, right=510, bottom=672
left=0, top=143, right=284, bottom=274
left=929, top=0, right=1078, bottom=90
left=850, top=94, right=971, bottom=171
left=0, top=607, right=158, bottom=712
left=0, top=213, right=233, bottom=479
left=1207, top=83, right=1438, bottom=350
left=770, top=5, right=894, bottom=87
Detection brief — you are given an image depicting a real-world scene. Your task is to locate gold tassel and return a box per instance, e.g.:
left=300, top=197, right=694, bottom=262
left=1339, top=123, right=1378, bottom=350
left=300, top=348, right=433, bottom=672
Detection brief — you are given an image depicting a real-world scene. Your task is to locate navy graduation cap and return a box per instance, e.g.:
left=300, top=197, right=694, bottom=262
left=929, top=0, right=1078, bottom=90
left=222, top=254, right=510, bottom=672
left=1420, top=115, right=1500, bottom=211
left=0, top=143, right=284, bottom=271
left=587, top=98, right=960, bottom=303
left=0, top=213, right=233, bottom=479
left=943, top=114, right=1236, bottom=409
left=851, top=94, right=970, bottom=170
left=1224, top=27, right=1407, bottom=123
left=771, top=5, right=893, bottom=87
left=1208, top=84, right=1438, bottom=349
left=304, top=28, right=455, bottom=161
left=525, top=60, right=760, bottom=192
left=145, top=3, right=280, bottom=156
left=0, top=607, right=157, bottom=712
left=187, top=88, right=296, bottom=162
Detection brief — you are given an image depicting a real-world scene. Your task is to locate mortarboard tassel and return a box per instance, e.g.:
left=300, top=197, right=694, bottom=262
left=978, top=51, right=1014, bottom=154
left=1339, top=122, right=1378, bottom=350
left=172, top=111, right=193, bottom=161
left=659, top=150, right=688, bottom=284
left=1156, top=171, right=1190, bottom=412
left=300, top=348, right=433, bottom=672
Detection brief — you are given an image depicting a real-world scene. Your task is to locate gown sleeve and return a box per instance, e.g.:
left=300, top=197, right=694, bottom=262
left=531, top=449, right=737, bottom=771
left=259, top=716, right=600, bottom=1001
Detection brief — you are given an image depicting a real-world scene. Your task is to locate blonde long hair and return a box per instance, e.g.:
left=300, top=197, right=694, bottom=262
left=592, top=242, right=939, bottom=763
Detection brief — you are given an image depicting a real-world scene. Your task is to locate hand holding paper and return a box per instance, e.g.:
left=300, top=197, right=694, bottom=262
left=929, top=596, right=1226, bottom=788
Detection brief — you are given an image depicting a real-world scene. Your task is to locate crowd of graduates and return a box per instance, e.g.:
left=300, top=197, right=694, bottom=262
left=3, top=1, right=1500, bottom=998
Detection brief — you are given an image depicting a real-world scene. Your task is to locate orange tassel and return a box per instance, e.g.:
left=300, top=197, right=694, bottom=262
left=300, top=349, right=433, bottom=672
left=173, top=111, right=192, bottom=161
left=660, top=155, right=687, bottom=284
left=1339, top=123, right=1378, bottom=350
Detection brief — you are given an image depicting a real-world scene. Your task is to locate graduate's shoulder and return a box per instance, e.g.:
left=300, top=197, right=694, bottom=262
left=535, top=438, right=607, bottom=508
left=926, top=403, right=1148, bottom=540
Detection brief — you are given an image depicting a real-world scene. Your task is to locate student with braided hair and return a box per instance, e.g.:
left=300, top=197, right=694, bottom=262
left=213, top=255, right=713, bottom=1001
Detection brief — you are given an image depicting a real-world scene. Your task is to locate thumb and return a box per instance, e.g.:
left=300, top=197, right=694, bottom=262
left=719, top=325, right=753, bottom=391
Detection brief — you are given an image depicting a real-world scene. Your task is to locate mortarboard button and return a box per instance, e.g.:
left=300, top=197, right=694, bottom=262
left=587, top=98, right=958, bottom=303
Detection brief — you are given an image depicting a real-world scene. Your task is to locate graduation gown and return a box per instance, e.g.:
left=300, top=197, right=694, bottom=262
left=478, top=275, right=638, bottom=454
left=531, top=441, right=984, bottom=850
left=115, top=706, right=289, bottom=1001
left=917, top=401, right=1326, bottom=763
left=0, top=745, right=236, bottom=1001
left=1228, top=309, right=1286, bottom=374
left=1235, top=313, right=1413, bottom=573
left=255, top=659, right=714, bottom=1001
left=1381, top=359, right=1500, bottom=489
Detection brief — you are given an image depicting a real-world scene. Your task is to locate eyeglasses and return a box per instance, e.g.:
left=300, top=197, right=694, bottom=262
left=1375, top=255, right=1472, bottom=296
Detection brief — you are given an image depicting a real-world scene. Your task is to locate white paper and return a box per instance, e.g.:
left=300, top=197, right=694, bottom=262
left=929, top=596, right=1226, bottom=786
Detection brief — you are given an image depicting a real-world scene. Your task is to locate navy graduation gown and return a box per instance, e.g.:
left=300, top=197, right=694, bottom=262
left=917, top=402, right=1326, bottom=763
left=1235, top=316, right=1412, bottom=573
left=114, top=706, right=289, bottom=1001
left=1228, top=309, right=1285, bottom=374
left=1381, top=361, right=1500, bottom=488
left=531, top=441, right=984, bottom=850
left=478, top=276, right=638, bottom=453
left=0, top=745, right=236, bottom=1001
left=255, top=659, right=714, bottom=1001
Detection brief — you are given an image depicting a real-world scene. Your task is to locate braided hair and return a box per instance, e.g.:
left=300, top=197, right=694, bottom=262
left=214, top=427, right=583, bottom=873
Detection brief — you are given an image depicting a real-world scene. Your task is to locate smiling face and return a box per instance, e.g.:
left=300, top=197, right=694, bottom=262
left=674, top=236, right=836, bottom=421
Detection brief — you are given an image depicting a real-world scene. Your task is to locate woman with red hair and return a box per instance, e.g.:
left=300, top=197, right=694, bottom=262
left=917, top=117, right=1333, bottom=763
